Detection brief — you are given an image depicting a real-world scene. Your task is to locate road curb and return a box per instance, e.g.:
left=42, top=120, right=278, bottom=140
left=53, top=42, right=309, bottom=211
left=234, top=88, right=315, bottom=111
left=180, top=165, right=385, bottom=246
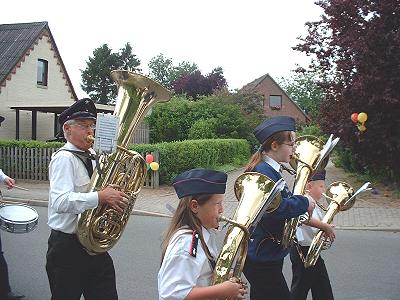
left=2, top=197, right=399, bottom=231
left=336, top=226, right=400, bottom=232
left=132, top=209, right=172, bottom=218
left=1, top=197, right=48, bottom=207
left=1, top=197, right=173, bottom=219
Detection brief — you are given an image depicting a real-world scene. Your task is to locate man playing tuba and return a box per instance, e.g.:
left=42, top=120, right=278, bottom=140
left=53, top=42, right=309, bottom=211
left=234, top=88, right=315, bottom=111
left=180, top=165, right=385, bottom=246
left=46, top=98, right=128, bottom=300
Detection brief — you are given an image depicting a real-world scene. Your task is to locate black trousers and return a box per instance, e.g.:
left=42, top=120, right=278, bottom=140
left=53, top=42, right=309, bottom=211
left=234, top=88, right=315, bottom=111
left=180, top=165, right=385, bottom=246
left=0, top=233, right=11, bottom=298
left=290, top=245, right=334, bottom=300
left=243, top=258, right=291, bottom=300
left=46, top=230, right=118, bottom=300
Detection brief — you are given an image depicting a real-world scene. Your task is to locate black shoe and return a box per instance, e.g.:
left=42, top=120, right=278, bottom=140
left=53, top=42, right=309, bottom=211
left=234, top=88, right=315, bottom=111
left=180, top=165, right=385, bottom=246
left=5, top=292, right=25, bottom=300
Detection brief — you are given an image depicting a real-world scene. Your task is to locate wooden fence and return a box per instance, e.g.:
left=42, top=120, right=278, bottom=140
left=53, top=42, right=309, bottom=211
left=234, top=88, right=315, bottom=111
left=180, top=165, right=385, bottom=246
left=0, top=147, right=159, bottom=188
left=132, top=122, right=150, bottom=144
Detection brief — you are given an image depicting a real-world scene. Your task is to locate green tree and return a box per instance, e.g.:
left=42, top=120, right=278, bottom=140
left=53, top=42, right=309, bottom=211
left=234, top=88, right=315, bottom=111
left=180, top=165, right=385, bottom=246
left=148, top=53, right=198, bottom=88
left=295, top=0, right=400, bottom=182
left=210, top=89, right=264, bottom=129
left=148, top=54, right=174, bottom=88
left=147, top=96, right=251, bottom=143
left=279, top=71, right=323, bottom=120
left=188, top=118, right=218, bottom=139
left=81, top=43, right=141, bottom=104
left=117, top=42, right=141, bottom=72
left=81, top=44, right=119, bottom=104
left=200, top=90, right=264, bottom=150
left=172, top=61, right=198, bottom=84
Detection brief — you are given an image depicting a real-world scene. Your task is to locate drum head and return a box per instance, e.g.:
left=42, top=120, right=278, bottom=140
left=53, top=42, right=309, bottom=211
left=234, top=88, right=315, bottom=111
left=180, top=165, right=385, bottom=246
left=0, top=205, right=38, bottom=223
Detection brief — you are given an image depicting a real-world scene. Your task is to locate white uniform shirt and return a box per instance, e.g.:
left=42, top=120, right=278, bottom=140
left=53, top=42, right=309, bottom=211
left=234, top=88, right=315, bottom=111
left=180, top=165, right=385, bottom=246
left=0, top=169, right=8, bottom=182
left=47, top=141, right=98, bottom=234
left=263, top=155, right=281, bottom=173
left=296, top=204, right=325, bottom=246
left=158, top=226, right=218, bottom=300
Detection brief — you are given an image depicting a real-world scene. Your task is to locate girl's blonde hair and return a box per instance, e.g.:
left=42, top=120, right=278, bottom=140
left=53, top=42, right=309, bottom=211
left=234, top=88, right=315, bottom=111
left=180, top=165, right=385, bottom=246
left=245, top=131, right=294, bottom=172
left=161, top=194, right=215, bottom=263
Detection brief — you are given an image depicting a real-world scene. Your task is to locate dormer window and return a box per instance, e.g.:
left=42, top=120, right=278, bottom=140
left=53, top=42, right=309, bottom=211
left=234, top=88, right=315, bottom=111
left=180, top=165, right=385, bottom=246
left=37, top=59, right=48, bottom=86
left=269, top=95, right=282, bottom=110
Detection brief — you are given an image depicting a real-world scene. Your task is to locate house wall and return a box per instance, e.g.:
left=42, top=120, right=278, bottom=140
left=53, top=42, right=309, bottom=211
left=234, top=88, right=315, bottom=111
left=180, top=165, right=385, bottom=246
left=255, top=77, right=308, bottom=124
left=0, top=33, right=75, bottom=140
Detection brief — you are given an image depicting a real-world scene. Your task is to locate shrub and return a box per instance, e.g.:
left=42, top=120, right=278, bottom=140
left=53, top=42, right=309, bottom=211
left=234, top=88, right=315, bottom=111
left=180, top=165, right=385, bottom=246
left=0, top=140, right=63, bottom=148
left=297, top=123, right=324, bottom=138
left=188, top=118, right=218, bottom=139
left=131, top=139, right=250, bottom=184
left=147, top=96, right=251, bottom=143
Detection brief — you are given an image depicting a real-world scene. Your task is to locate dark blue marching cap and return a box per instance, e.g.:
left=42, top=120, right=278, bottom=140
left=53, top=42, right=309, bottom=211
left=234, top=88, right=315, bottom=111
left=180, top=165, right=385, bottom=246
left=173, top=168, right=228, bottom=199
left=253, top=116, right=296, bottom=144
left=58, top=98, right=97, bottom=126
left=310, top=170, right=326, bottom=181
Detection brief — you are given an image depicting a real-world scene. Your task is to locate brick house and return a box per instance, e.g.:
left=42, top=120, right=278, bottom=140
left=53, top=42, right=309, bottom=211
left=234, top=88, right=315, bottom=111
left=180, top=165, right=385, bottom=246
left=242, top=74, right=309, bottom=123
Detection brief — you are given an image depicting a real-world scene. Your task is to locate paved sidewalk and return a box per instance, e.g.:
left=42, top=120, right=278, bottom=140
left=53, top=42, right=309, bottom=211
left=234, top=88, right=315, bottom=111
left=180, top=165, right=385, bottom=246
left=1, top=166, right=399, bottom=231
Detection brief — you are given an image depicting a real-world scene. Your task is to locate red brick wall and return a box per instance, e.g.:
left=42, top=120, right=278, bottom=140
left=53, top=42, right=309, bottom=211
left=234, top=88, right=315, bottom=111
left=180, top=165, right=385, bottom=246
left=254, top=77, right=308, bottom=124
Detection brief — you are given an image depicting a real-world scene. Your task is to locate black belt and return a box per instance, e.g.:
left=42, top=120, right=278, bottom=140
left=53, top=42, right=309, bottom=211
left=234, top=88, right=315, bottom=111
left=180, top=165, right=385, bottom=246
left=51, top=229, right=77, bottom=240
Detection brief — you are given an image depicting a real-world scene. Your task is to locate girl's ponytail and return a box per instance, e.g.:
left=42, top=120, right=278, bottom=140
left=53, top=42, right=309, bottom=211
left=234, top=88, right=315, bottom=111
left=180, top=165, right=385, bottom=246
left=245, top=131, right=293, bottom=172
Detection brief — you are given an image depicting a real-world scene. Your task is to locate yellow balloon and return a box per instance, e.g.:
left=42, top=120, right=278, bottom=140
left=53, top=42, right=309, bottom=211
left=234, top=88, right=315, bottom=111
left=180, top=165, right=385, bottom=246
left=150, top=162, right=159, bottom=171
left=358, top=112, right=368, bottom=123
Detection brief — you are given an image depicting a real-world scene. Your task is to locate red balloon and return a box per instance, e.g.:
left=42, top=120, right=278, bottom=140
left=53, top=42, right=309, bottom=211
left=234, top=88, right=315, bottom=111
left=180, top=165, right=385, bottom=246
left=145, top=154, right=154, bottom=164
left=351, top=113, right=358, bottom=123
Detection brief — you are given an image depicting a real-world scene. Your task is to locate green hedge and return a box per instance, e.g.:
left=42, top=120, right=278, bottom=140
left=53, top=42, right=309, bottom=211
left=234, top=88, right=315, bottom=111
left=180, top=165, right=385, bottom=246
left=0, top=139, right=250, bottom=185
left=130, top=139, right=250, bottom=184
left=0, top=140, right=63, bottom=148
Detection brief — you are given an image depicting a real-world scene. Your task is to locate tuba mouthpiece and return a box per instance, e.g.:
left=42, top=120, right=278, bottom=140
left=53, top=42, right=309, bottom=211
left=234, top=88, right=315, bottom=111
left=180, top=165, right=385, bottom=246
left=87, top=135, right=95, bottom=144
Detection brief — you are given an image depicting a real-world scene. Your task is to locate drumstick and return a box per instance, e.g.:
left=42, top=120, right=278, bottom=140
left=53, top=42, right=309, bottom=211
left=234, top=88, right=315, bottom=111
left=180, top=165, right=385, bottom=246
left=12, top=185, right=29, bottom=191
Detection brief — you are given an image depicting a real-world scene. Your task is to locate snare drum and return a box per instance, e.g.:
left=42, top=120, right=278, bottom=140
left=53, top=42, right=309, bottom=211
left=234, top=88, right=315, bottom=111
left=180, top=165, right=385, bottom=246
left=0, top=204, right=39, bottom=233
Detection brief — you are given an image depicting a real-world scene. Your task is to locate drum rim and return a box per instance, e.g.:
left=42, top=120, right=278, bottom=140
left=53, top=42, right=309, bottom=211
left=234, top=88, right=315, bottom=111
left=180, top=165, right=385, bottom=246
left=0, top=204, right=39, bottom=223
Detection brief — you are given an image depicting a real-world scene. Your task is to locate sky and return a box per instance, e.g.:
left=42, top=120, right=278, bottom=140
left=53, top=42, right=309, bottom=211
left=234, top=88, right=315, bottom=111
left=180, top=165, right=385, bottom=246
left=3, top=0, right=324, bottom=98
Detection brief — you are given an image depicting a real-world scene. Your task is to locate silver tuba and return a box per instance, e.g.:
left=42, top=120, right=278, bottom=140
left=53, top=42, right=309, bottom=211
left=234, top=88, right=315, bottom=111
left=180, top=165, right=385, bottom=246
left=77, top=70, right=171, bottom=255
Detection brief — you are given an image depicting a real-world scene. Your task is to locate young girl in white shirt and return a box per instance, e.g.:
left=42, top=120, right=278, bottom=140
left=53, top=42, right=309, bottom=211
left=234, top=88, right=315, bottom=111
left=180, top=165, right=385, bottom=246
left=158, top=168, right=246, bottom=300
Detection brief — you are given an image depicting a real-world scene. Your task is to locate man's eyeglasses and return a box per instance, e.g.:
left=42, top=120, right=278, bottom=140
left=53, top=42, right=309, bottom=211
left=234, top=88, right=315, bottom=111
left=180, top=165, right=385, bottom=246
left=282, top=142, right=296, bottom=147
left=72, top=123, right=96, bottom=130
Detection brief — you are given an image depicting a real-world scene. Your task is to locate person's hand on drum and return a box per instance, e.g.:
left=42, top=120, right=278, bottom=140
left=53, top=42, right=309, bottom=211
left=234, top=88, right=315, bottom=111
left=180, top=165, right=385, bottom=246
left=3, top=176, right=15, bottom=189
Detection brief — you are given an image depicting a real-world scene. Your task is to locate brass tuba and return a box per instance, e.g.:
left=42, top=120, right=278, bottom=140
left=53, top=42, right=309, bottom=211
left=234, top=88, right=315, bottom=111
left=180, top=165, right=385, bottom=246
left=304, top=181, right=371, bottom=268
left=77, top=70, right=171, bottom=255
left=212, top=172, right=283, bottom=284
left=281, top=135, right=335, bottom=248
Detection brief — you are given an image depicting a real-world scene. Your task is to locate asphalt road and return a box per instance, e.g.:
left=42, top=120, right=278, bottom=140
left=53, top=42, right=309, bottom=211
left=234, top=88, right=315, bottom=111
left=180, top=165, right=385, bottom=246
left=2, top=206, right=400, bottom=300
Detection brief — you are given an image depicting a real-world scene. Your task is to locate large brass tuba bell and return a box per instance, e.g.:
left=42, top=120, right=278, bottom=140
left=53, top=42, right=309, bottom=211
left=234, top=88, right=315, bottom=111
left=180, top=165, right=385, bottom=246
left=212, top=172, right=283, bottom=284
left=304, top=181, right=371, bottom=268
left=77, top=70, right=171, bottom=255
left=281, top=135, right=339, bottom=248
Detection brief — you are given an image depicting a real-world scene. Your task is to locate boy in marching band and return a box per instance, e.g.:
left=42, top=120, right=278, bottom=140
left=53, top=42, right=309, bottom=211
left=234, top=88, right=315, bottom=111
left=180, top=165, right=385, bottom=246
left=158, top=168, right=246, bottom=300
left=290, top=170, right=335, bottom=300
